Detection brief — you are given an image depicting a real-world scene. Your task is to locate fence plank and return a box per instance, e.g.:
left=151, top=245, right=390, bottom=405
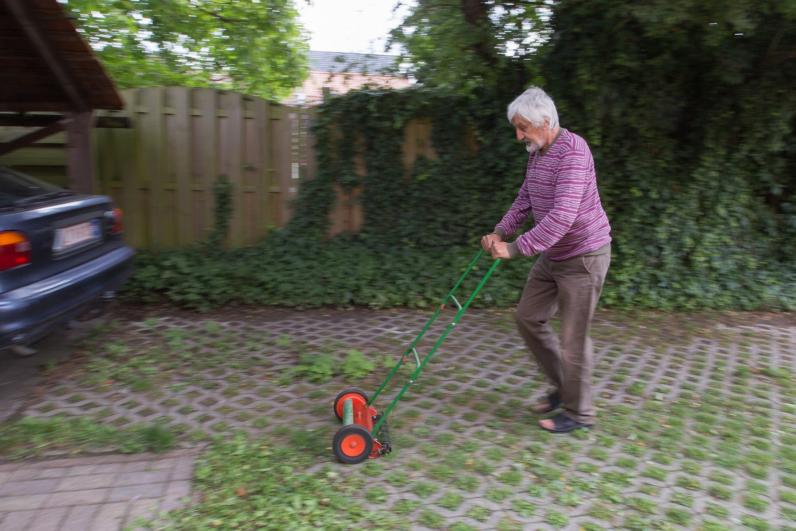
left=264, top=102, right=279, bottom=229
left=270, top=105, right=294, bottom=225
left=138, top=87, right=166, bottom=248
left=170, top=87, right=192, bottom=246
left=114, top=91, right=139, bottom=247
left=251, top=98, right=268, bottom=239
left=193, top=88, right=217, bottom=244
left=221, top=91, right=244, bottom=247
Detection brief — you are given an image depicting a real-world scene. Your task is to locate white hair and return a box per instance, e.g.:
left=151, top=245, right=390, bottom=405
left=507, top=86, right=559, bottom=130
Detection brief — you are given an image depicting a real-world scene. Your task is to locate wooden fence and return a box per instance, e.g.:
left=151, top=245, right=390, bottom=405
left=0, top=87, right=314, bottom=249
left=94, top=87, right=314, bottom=249
left=0, top=86, right=443, bottom=249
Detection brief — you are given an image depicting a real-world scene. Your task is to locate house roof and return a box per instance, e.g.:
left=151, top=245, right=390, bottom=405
left=309, top=51, right=401, bottom=75
left=0, top=0, right=123, bottom=112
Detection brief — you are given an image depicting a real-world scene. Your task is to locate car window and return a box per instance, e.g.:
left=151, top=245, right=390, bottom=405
left=0, top=167, right=65, bottom=207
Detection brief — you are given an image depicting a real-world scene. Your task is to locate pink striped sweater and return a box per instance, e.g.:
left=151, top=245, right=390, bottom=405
left=495, top=128, right=611, bottom=261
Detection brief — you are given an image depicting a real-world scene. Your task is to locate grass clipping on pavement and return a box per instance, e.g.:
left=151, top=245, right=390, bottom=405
left=162, top=433, right=399, bottom=530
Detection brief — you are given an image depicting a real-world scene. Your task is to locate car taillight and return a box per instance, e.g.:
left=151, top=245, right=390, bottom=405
left=109, top=208, right=123, bottom=234
left=0, top=231, right=31, bottom=271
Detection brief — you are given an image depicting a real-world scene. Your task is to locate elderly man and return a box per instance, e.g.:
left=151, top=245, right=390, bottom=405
left=482, top=86, right=612, bottom=433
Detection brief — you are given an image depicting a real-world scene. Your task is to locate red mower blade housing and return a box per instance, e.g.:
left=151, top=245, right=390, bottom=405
left=332, top=388, right=389, bottom=464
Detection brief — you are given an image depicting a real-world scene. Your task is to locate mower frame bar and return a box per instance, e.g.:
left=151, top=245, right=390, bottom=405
left=369, top=249, right=501, bottom=436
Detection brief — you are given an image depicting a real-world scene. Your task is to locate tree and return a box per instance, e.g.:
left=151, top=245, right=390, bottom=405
left=64, top=0, right=309, bottom=100
left=543, top=0, right=796, bottom=249
left=365, top=0, right=796, bottom=308
left=388, top=0, right=548, bottom=98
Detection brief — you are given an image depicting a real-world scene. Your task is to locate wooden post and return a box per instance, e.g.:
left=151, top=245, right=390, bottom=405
left=66, top=111, right=95, bottom=193
left=223, top=91, right=244, bottom=247
left=194, top=88, right=218, bottom=243
left=171, top=87, right=192, bottom=246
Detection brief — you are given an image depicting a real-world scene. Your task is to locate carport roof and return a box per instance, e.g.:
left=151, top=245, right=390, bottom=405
left=0, top=0, right=123, bottom=113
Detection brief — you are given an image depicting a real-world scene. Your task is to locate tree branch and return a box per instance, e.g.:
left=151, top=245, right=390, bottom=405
left=195, top=6, right=244, bottom=24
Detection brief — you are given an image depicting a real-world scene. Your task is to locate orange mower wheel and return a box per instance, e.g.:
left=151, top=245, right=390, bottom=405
left=333, top=387, right=369, bottom=421
left=333, top=424, right=373, bottom=464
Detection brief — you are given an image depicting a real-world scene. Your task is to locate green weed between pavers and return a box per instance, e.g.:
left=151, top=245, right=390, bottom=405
left=0, top=416, right=175, bottom=459
left=286, top=348, right=377, bottom=384
left=159, top=434, right=402, bottom=531
left=73, top=320, right=384, bottom=391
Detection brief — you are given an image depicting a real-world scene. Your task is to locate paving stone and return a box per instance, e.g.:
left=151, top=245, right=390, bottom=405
left=0, top=510, right=36, bottom=531
left=65, top=464, right=98, bottom=476
left=41, top=456, right=97, bottom=468
left=170, top=456, right=195, bottom=481
left=114, top=470, right=171, bottom=487
left=0, top=464, right=19, bottom=474
left=0, top=478, right=60, bottom=497
left=59, top=504, right=100, bottom=531
left=32, top=467, right=70, bottom=480
left=118, top=460, right=159, bottom=473
left=147, top=458, right=177, bottom=471
left=45, top=488, right=108, bottom=507
left=90, top=501, right=128, bottom=530
left=81, top=462, right=124, bottom=475
left=57, top=473, right=117, bottom=491
left=7, top=468, right=44, bottom=482
left=0, top=494, right=48, bottom=512
left=123, top=498, right=160, bottom=529
left=27, top=506, right=68, bottom=531
left=107, top=482, right=166, bottom=502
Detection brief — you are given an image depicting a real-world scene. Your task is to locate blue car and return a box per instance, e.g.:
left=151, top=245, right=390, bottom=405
left=0, top=166, right=134, bottom=355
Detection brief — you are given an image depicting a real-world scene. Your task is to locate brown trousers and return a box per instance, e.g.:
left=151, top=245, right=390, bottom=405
left=515, top=244, right=611, bottom=424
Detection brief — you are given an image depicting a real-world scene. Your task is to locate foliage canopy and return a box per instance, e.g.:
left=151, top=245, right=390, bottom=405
left=64, top=0, right=308, bottom=100
left=126, top=0, right=796, bottom=311
left=389, top=0, right=548, bottom=97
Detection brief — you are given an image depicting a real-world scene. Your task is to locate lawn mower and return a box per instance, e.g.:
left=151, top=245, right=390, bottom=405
left=331, top=249, right=501, bottom=464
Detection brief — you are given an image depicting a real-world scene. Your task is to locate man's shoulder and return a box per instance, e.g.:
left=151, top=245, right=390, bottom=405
left=557, top=129, right=591, bottom=157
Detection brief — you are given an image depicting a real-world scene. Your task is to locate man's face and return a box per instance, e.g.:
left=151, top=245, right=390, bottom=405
left=512, top=115, right=546, bottom=153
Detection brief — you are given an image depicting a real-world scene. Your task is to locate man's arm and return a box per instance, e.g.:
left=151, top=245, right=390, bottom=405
left=494, top=173, right=533, bottom=240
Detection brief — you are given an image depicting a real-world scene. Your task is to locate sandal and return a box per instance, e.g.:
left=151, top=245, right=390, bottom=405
left=531, top=391, right=562, bottom=414
left=539, top=413, right=593, bottom=433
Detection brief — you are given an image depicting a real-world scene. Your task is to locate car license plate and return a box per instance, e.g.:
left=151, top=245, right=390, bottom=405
left=53, top=220, right=101, bottom=253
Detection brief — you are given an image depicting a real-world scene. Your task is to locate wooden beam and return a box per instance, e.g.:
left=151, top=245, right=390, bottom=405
left=4, top=0, right=89, bottom=111
left=0, top=113, right=59, bottom=127
left=66, top=111, right=95, bottom=193
left=0, top=113, right=131, bottom=128
left=0, top=102, right=73, bottom=113
left=0, top=120, right=65, bottom=157
left=95, top=116, right=132, bottom=129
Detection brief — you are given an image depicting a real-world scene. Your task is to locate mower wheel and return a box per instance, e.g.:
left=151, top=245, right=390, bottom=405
left=333, top=387, right=369, bottom=421
left=333, top=424, right=373, bottom=464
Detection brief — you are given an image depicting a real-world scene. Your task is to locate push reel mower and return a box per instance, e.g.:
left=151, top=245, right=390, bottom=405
left=332, top=249, right=500, bottom=463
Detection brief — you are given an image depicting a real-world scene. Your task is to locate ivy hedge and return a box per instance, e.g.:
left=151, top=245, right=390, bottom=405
left=125, top=84, right=794, bottom=312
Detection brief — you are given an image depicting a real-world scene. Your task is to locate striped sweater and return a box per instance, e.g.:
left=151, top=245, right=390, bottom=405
left=495, top=128, right=611, bottom=261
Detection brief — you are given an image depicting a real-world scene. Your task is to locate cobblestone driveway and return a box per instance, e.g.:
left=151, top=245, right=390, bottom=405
left=1, top=307, right=794, bottom=530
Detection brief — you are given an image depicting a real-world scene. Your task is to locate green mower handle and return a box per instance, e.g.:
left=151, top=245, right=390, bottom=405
left=369, top=248, right=501, bottom=436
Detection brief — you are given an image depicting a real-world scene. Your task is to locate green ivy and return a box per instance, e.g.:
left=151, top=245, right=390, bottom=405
left=124, top=236, right=533, bottom=311
left=541, top=0, right=795, bottom=311
left=123, top=81, right=796, bottom=310
left=207, top=174, right=233, bottom=250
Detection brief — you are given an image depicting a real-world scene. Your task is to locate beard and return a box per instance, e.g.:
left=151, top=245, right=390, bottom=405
left=525, top=141, right=541, bottom=154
